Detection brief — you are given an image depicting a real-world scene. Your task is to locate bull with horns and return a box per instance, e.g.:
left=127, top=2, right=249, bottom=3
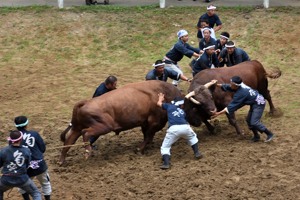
left=185, top=60, right=281, bottom=135
left=58, top=80, right=216, bottom=165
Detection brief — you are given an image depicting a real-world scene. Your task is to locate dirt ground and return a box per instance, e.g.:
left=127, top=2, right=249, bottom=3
left=0, top=6, right=300, bottom=200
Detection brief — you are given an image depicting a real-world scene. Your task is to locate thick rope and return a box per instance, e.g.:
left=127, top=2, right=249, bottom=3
left=46, top=142, right=90, bottom=150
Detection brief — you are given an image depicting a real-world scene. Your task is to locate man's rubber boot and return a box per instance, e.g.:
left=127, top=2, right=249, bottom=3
left=251, top=130, right=260, bottom=142
left=191, top=143, right=203, bottom=159
left=264, top=129, right=274, bottom=142
left=160, top=154, right=170, bottom=170
left=22, top=193, right=30, bottom=200
left=45, top=195, right=51, bottom=200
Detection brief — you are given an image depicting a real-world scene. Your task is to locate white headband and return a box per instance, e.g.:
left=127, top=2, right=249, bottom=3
left=203, top=45, right=215, bottom=51
left=225, top=43, right=235, bottom=48
left=207, top=5, right=217, bottom=10
left=153, top=62, right=165, bottom=68
left=202, top=27, right=211, bottom=33
left=172, top=100, right=184, bottom=106
left=230, top=80, right=242, bottom=86
left=8, top=131, right=23, bottom=143
left=15, top=119, right=29, bottom=128
left=220, top=35, right=229, bottom=40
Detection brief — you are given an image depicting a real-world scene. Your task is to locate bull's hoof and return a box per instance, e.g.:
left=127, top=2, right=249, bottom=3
left=84, top=149, right=92, bottom=160
left=209, top=128, right=217, bottom=134
left=134, top=147, right=144, bottom=155
left=84, top=150, right=91, bottom=160
left=267, top=108, right=283, bottom=118
left=238, top=130, right=245, bottom=136
left=57, top=160, right=65, bottom=166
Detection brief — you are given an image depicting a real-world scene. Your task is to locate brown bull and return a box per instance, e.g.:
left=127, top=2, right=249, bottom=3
left=186, top=60, right=281, bottom=135
left=59, top=81, right=181, bottom=164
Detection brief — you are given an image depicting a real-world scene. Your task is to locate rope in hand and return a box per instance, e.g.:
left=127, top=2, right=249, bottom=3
left=0, top=142, right=90, bottom=150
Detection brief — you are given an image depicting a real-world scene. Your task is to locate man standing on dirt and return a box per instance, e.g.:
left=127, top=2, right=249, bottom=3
left=196, top=5, right=222, bottom=40
left=14, top=116, right=52, bottom=200
left=211, top=76, right=274, bottom=142
left=164, top=29, right=200, bottom=87
left=157, top=93, right=203, bottom=170
left=0, top=130, right=42, bottom=200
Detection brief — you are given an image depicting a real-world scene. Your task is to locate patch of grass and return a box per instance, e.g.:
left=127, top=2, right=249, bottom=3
left=0, top=5, right=299, bottom=130
left=0, top=5, right=52, bottom=14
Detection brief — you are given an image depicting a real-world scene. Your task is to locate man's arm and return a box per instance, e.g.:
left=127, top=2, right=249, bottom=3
left=179, top=74, right=192, bottom=83
left=157, top=93, right=165, bottom=108
left=214, top=15, right=222, bottom=32
left=214, top=24, right=222, bottom=32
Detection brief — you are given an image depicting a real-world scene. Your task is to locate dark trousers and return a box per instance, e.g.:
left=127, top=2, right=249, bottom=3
left=246, top=103, right=266, bottom=132
left=0, top=179, right=41, bottom=200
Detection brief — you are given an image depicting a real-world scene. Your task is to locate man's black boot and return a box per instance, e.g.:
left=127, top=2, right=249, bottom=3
left=251, top=130, right=260, bottom=142
left=160, top=154, right=170, bottom=170
left=22, top=193, right=30, bottom=200
left=44, top=195, right=51, bottom=200
left=191, top=143, right=203, bottom=159
left=264, top=129, right=274, bottom=142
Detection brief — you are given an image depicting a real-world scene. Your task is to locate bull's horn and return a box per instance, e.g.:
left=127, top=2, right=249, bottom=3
left=185, top=91, right=195, bottom=99
left=204, top=81, right=215, bottom=88
left=190, top=97, right=201, bottom=105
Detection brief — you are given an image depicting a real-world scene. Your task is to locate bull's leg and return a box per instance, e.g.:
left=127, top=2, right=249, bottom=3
left=263, top=89, right=276, bottom=114
left=82, top=130, right=93, bottom=159
left=138, top=127, right=149, bottom=154
left=226, top=113, right=243, bottom=135
left=81, top=124, right=111, bottom=159
left=58, top=130, right=81, bottom=165
left=203, top=119, right=215, bottom=133
left=138, top=124, right=163, bottom=154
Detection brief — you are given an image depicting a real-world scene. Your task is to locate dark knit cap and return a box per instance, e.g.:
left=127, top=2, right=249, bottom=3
left=231, top=76, right=242, bottom=84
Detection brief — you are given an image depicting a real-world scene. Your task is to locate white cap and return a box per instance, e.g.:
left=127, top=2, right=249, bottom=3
left=177, top=30, right=188, bottom=39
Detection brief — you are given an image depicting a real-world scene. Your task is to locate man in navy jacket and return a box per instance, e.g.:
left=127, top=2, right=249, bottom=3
left=192, top=44, right=219, bottom=77
left=0, top=130, right=41, bottom=200
left=14, top=116, right=52, bottom=200
left=219, top=41, right=250, bottom=67
left=164, top=29, right=200, bottom=86
left=93, top=75, right=117, bottom=98
left=211, top=76, right=274, bottom=142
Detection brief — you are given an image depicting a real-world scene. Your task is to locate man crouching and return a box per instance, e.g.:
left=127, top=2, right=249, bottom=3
left=157, top=93, right=203, bottom=170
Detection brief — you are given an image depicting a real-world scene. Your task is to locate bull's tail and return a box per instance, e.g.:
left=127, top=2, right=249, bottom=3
left=60, top=100, right=88, bottom=142
left=60, top=123, right=72, bottom=142
left=266, top=68, right=282, bottom=79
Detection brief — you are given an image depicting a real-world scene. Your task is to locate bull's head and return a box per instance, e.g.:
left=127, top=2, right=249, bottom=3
left=184, top=81, right=217, bottom=126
